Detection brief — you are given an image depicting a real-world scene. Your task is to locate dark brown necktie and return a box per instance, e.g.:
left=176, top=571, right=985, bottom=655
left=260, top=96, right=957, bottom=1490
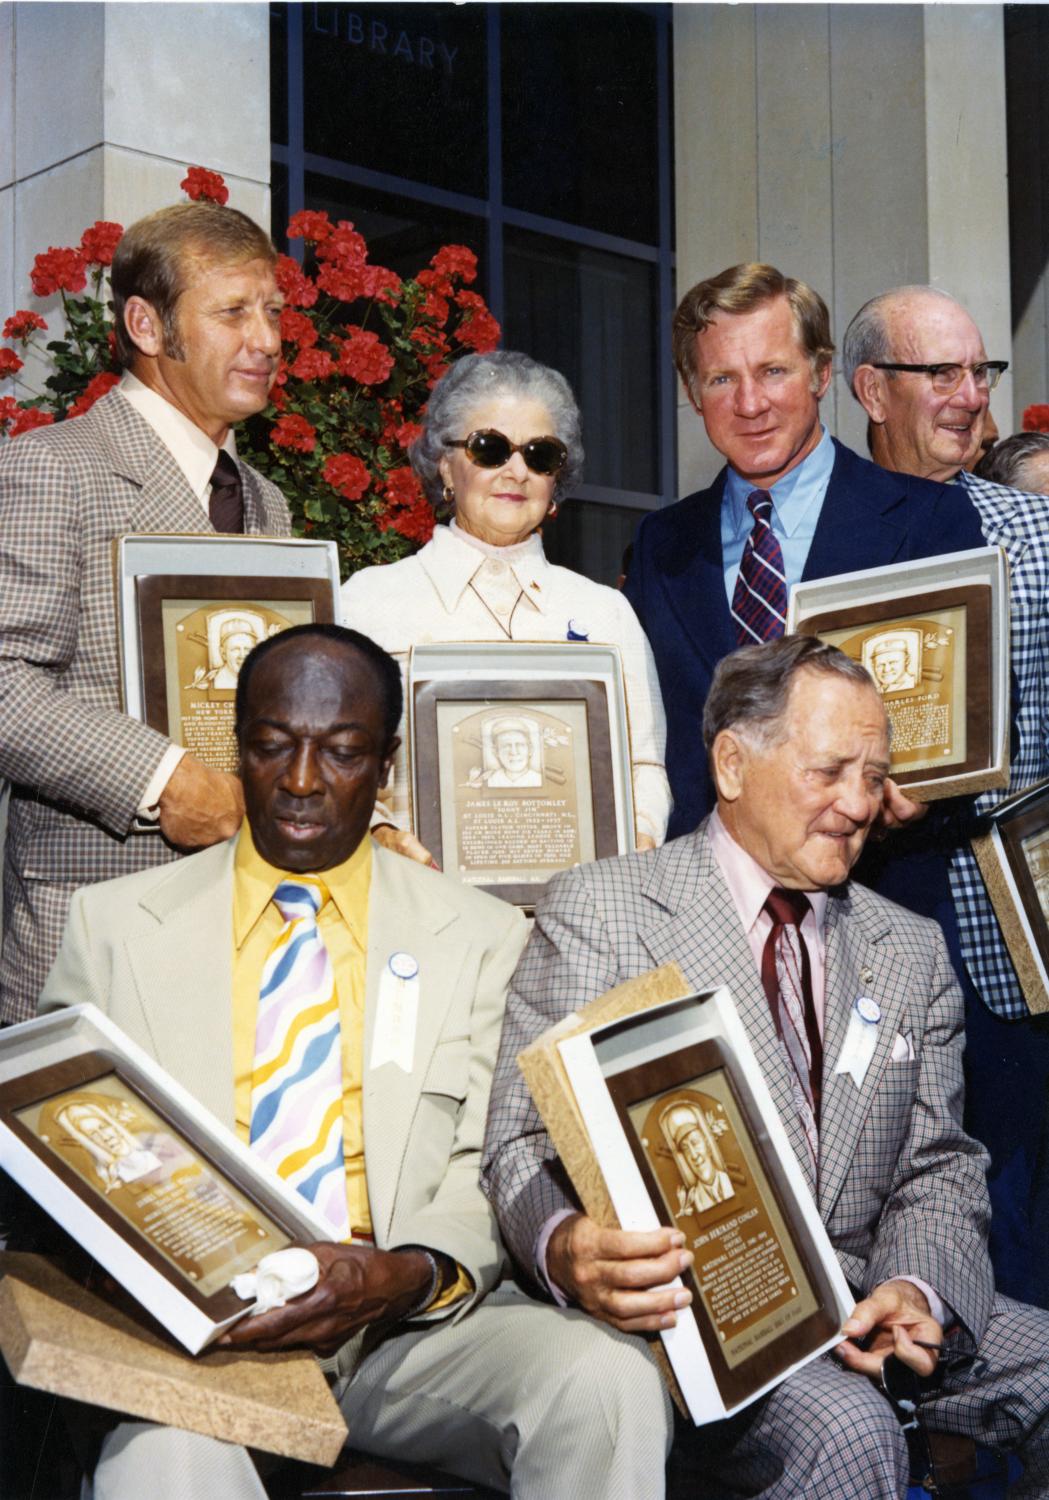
left=209, top=450, right=244, bottom=533
left=761, top=887, right=822, bottom=1164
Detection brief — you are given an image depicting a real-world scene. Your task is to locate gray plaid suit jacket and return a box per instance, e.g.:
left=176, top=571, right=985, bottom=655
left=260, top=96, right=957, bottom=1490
left=0, top=389, right=291, bottom=1022
left=948, top=470, right=1049, bottom=1019
left=483, top=823, right=995, bottom=1344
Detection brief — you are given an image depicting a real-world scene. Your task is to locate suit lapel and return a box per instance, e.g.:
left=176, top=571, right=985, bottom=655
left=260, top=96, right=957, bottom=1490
left=803, top=442, right=911, bottom=581
left=94, top=390, right=216, bottom=535
left=817, top=891, right=909, bottom=1218
left=636, top=832, right=817, bottom=1196
left=122, top=842, right=236, bottom=1124
left=655, top=478, right=738, bottom=669
left=362, top=848, right=463, bottom=1244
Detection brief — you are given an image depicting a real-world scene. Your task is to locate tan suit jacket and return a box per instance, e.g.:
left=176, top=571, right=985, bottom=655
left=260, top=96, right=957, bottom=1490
left=40, top=837, right=528, bottom=1305
left=0, top=389, right=291, bottom=1020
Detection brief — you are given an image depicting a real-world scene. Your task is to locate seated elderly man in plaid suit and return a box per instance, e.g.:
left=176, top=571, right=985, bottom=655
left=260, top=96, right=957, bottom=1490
left=483, top=636, right=1049, bottom=1500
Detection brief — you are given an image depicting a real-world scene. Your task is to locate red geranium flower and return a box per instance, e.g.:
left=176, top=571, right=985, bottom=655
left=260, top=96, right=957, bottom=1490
left=1023, top=404, right=1049, bottom=434
left=271, top=412, right=317, bottom=453
left=279, top=308, right=318, bottom=348
left=456, top=309, right=501, bottom=353
left=417, top=268, right=453, bottom=297
left=9, top=406, right=55, bottom=437
left=274, top=255, right=318, bottom=309
left=289, top=346, right=335, bottom=382
left=319, top=221, right=368, bottom=266
left=0, top=396, right=21, bottom=428
left=323, top=452, right=371, bottom=502
left=67, top=371, right=120, bottom=418
left=420, top=289, right=449, bottom=324
left=286, top=210, right=333, bottom=244
left=3, top=310, right=47, bottom=341
left=337, top=328, right=394, bottom=386
left=362, top=265, right=402, bottom=305
left=0, top=349, right=23, bottom=378
left=30, top=246, right=87, bottom=298
left=181, top=166, right=229, bottom=205
left=79, top=221, right=124, bottom=267
left=431, top=245, right=477, bottom=284
left=317, top=262, right=367, bottom=303
left=395, top=420, right=423, bottom=450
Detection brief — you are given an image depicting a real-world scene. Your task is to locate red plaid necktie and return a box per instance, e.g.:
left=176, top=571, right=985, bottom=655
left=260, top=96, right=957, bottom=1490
left=760, top=887, right=821, bottom=1172
left=731, top=489, right=787, bottom=645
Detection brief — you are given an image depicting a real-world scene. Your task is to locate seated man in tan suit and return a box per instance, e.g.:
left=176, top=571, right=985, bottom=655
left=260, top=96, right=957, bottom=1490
left=40, top=623, right=671, bottom=1500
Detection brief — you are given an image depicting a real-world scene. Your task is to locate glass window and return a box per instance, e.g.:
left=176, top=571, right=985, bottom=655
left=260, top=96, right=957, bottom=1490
left=270, top=3, right=288, bottom=147
left=302, top=3, right=488, bottom=196
left=304, top=173, right=487, bottom=289
left=501, top=4, right=660, bottom=244
left=542, top=498, right=641, bottom=591
left=504, top=226, right=660, bottom=495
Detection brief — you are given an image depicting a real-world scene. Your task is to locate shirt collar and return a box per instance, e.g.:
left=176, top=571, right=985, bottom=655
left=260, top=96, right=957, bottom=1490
left=119, top=370, right=237, bottom=503
left=232, top=823, right=372, bottom=950
left=420, top=522, right=550, bottom=614
left=707, top=808, right=828, bottom=937
left=724, top=424, right=834, bottom=540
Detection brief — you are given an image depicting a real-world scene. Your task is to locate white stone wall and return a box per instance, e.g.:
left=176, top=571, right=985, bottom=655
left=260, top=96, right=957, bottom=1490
left=0, top=1, right=271, bottom=386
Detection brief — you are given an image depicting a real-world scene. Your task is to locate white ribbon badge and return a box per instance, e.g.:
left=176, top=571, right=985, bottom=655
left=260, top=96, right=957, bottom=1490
left=370, top=951, right=420, bottom=1074
left=833, top=995, right=882, bottom=1088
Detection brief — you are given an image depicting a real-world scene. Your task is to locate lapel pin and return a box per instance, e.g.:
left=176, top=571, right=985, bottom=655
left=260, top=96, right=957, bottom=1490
left=530, top=580, right=541, bottom=591
left=860, top=966, right=874, bottom=986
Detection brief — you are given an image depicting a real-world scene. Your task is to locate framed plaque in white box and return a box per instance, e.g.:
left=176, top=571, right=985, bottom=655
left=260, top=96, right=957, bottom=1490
left=116, top=534, right=341, bottom=774
left=0, top=1005, right=335, bottom=1354
left=407, top=642, right=636, bottom=909
left=787, top=546, right=1009, bottom=801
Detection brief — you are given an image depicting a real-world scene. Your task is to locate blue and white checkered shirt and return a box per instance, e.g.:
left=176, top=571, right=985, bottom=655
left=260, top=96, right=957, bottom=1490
left=950, top=470, right=1049, bottom=1019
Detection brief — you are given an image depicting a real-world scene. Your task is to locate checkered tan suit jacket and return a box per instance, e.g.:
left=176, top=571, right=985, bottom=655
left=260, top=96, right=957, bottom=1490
left=948, top=471, right=1049, bottom=1020
left=0, top=389, right=291, bottom=1022
left=482, top=823, right=996, bottom=1345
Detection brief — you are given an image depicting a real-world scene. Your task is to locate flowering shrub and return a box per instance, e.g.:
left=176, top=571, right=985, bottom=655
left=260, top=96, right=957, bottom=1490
left=1022, top=405, right=1049, bottom=434
left=0, top=167, right=500, bottom=574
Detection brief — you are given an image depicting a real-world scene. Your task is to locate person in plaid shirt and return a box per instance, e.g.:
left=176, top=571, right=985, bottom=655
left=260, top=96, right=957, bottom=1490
left=845, top=286, right=1049, bottom=1305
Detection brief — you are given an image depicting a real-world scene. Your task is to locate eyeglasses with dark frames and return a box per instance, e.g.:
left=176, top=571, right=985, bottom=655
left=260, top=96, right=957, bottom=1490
left=445, top=429, right=568, bottom=477
left=872, top=361, right=1009, bottom=395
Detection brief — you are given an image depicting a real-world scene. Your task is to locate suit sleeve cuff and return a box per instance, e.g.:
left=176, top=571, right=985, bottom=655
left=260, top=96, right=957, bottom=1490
left=136, top=744, right=187, bottom=821
left=535, top=1208, right=576, bottom=1305
left=896, top=1274, right=948, bottom=1330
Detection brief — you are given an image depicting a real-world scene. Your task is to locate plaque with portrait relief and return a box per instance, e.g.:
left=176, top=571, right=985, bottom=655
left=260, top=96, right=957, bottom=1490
left=787, top=547, right=1009, bottom=800
left=972, top=778, right=1049, bottom=1017
left=408, top=643, right=636, bottom=909
left=0, top=1005, right=336, bottom=1354
left=116, top=536, right=341, bottom=773
left=519, top=970, right=853, bottom=1423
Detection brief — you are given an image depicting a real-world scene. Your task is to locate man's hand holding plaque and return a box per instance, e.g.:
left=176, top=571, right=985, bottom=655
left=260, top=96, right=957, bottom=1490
left=546, top=1214, right=693, bottom=1333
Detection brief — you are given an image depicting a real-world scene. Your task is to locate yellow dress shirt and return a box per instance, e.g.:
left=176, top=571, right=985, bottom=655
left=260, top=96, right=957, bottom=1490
left=231, top=829, right=470, bottom=1310
left=232, top=825, right=373, bottom=1236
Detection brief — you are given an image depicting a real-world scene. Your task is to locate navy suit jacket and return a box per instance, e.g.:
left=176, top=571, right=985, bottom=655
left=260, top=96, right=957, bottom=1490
left=624, top=439, right=987, bottom=842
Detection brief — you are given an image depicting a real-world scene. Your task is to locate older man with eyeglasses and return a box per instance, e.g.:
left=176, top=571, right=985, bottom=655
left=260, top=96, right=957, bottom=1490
left=845, top=287, right=1049, bottom=1309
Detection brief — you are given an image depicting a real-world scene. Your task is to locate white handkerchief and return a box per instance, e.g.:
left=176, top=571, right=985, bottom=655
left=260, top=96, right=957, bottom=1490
left=231, top=1247, right=319, bottom=1315
left=890, top=1030, right=915, bottom=1062
left=833, top=996, right=882, bottom=1088
left=370, top=951, right=420, bottom=1073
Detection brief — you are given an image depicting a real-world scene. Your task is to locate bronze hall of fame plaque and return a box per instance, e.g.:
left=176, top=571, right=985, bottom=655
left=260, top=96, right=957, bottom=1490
left=135, top=576, right=334, bottom=773
left=606, top=1038, right=840, bottom=1409
left=796, top=585, right=992, bottom=790
left=0, top=1051, right=295, bottom=1321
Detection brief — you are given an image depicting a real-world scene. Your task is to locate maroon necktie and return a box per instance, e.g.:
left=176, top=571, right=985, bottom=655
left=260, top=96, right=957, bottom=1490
left=760, top=888, right=822, bottom=1165
left=730, top=490, right=787, bottom=646
left=209, top=450, right=245, bottom=533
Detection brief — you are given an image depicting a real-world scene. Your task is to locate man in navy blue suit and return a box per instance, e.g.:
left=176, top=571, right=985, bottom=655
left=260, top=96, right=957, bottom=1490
left=625, top=263, right=986, bottom=842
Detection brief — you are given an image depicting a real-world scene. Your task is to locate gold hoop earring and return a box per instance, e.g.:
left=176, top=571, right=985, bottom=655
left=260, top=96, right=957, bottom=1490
left=442, top=484, right=455, bottom=506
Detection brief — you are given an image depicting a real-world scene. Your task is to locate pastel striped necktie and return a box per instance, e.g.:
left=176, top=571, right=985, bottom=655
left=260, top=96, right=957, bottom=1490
left=249, top=876, right=350, bottom=1241
left=730, top=489, right=788, bottom=645
left=760, top=887, right=821, bottom=1176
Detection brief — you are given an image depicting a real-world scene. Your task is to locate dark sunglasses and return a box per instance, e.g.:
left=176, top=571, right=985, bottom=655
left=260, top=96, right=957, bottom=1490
left=445, top=429, right=568, bottom=477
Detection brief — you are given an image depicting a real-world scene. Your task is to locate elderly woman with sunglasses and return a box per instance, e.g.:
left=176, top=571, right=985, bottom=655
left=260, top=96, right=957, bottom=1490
left=341, top=350, right=671, bottom=863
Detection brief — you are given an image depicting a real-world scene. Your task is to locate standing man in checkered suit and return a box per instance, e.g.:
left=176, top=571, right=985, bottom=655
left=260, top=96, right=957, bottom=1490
left=0, top=201, right=292, bottom=1024
left=483, top=637, right=1049, bottom=1500
left=846, top=287, right=1049, bottom=1305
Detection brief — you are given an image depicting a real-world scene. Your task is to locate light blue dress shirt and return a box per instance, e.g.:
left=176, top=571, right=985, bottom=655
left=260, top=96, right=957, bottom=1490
left=721, top=426, right=836, bottom=605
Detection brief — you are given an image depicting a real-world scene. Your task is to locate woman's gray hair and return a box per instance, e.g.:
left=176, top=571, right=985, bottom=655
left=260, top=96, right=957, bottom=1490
left=702, top=635, right=879, bottom=754
left=410, top=351, right=584, bottom=505
left=975, top=431, right=1049, bottom=492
